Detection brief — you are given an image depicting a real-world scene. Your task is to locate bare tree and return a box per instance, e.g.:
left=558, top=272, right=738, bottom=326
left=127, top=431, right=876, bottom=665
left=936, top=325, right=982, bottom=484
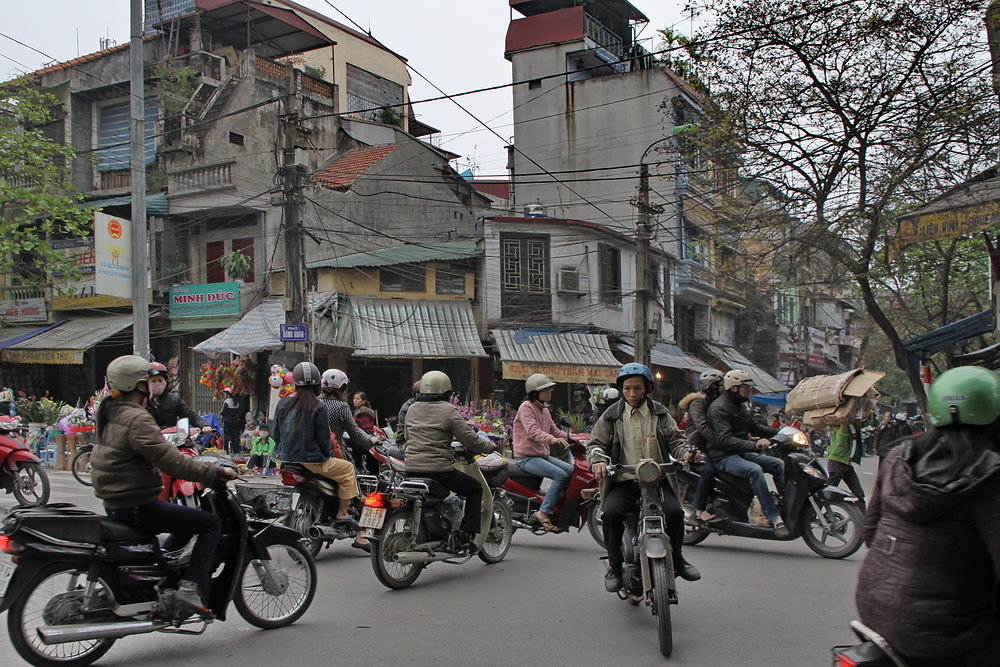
left=676, top=0, right=999, bottom=405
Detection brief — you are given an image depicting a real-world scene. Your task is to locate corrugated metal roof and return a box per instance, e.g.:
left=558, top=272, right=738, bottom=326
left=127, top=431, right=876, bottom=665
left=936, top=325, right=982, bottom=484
left=308, top=241, right=481, bottom=269
left=193, top=294, right=340, bottom=358
left=492, top=329, right=620, bottom=367
left=701, top=343, right=789, bottom=394
left=349, top=298, right=486, bottom=358
left=0, top=323, right=64, bottom=350
left=6, top=315, right=133, bottom=351
left=616, top=340, right=715, bottom=373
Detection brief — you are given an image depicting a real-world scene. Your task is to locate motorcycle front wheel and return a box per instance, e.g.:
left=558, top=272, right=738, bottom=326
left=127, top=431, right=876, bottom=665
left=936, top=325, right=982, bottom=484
left=800, top=498, right=864, bottom=559
left=234, top=539, right=317, bottom=629
left=371, top=507, right=424, bottom=589
left=7, top=564, right=117, bottom=667
left=70, top=449, right=93, bottom=487
left=478, top=497, right=513, bottom=564
left=282, top=495, right=323, bottom=558
left=650, top=558, right=674, bottom=658
left=13, top=461, right=50, bottom=506
left=586, top=501, right=605, bottom=549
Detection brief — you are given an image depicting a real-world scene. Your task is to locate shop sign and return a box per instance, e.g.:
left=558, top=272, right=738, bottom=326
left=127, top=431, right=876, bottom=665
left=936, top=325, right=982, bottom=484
left=170, top=282, right=240, bottom=319
left=3, top=349, right=84, bottom=364
left=501, top=361, right=618, bottom=384
left=51, top=238, right=134, bottom=309
left=898, top=200, right=1000, bottom=247
left=94, top=212, right=133, bottom=299
left=279, top=324, right=309, bottom=342
left=0, top=298, right=47, bottom=322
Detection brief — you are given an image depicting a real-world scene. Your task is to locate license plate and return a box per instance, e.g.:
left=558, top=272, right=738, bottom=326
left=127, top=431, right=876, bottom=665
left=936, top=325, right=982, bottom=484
left=0, top=560, right=15, bottom=598
left=359, top=506, right=386, bottom=530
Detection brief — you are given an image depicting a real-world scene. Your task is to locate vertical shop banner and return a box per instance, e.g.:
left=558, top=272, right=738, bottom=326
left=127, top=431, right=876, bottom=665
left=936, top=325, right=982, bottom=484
left=94, top=211, right=133, bottom=299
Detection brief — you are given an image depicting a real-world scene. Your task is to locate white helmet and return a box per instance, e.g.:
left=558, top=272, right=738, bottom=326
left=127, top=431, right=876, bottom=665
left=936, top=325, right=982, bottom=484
left=525, top=373, right=556, bottom=394
left=419, top=370, right=452, bottom=395
left=602, top=387, right=620, bottom=401
left=321, top=368, right=349, bottom=390
left=723, top=369, right=754, bottom=390
left=699, top=370, right=724, bottom=391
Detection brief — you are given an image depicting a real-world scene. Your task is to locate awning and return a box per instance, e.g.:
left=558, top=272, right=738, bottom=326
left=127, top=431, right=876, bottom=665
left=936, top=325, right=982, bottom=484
left=2, top=315, right=133, bottom=365
left=615, top=339, right=716, bottom=374
left=193, top=294, right=341, bottom=358
left=492, top=329, right=620, bottom=384
left=348, top=298, right=486, bottom=358
left=83, top=193, right=169, bottom=215
left=307, top=240, right=481, bottom=269
left=0, top=322, right=65, bottom=352
left=901, top=310, right=992, bottom=357
left=700, top=343, right=789, bottom=394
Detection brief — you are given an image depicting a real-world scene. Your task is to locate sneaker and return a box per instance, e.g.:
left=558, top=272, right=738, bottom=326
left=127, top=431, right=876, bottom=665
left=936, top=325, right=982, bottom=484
left=676, top=559, right=702, bottom=582
left=604, top=569, right=623, bottom=593
left=174, top=580, right=212, bottom=618
left=772, top=518, right=790, bottom=538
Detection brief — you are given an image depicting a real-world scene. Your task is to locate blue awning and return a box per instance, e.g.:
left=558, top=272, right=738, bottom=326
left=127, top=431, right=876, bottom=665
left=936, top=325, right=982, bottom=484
left=0, top=322, right=65, bottom=352
left=82, top=193, right=169, bottom=215
left=902, top=310, right=993, bottom=357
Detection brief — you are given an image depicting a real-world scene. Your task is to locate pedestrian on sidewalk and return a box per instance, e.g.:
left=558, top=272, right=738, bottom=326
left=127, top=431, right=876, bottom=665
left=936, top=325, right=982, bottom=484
left=220, top=387, right=244, bottom=455
left=247, top=425, right=276, bottom=474
left=825, top=422, right=867, bottom=512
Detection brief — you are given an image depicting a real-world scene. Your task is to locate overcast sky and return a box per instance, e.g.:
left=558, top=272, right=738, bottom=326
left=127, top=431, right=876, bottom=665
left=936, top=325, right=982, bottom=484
left=1, top=1, right=700, bottom=176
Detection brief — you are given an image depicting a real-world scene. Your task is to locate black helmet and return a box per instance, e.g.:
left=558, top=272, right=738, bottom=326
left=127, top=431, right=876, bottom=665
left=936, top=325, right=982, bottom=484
left=292, top=362, right=321, bottom=387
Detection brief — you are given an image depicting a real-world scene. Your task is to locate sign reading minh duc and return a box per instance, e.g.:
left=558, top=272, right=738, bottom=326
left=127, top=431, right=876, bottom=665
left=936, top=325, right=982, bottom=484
left=169, top=282, right=240, bottom=319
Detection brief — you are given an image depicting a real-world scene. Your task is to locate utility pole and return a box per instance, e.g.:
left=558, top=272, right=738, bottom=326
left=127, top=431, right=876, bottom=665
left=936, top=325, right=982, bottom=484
left=634, top=164, right=652, bottom=369
left=280, top=61, right=307, bottom=354
left=129, top=0, right=150, bottom=359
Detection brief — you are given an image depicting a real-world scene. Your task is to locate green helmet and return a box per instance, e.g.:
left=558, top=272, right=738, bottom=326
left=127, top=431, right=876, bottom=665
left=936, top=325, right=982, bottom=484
left=926, top=366, right=1000, bottom=427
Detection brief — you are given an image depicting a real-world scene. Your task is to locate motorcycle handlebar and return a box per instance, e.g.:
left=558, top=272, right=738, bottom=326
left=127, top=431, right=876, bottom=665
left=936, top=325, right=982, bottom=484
left=606, top=459, right=682, bottom=477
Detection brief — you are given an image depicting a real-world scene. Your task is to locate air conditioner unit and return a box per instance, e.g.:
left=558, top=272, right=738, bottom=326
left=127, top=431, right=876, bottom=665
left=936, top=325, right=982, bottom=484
left=557, top=269, right=585, bottom=297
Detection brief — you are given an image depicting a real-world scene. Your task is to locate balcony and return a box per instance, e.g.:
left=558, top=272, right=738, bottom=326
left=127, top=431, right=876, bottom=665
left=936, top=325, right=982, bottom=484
left=0, top=284, right=48, bottom=301
left=716, top=273, right=748, bottom=303
left=675, top=259, right=716, bottom=303
left=168, top=161, right=236, bottom=197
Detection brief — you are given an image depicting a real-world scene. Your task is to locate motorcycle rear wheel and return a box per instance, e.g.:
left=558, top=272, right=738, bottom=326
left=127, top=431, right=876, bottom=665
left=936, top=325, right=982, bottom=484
left=7, top=564, right=117, bottom=667
left=70, top=449, right=93, bottom=487
left=13, top=461, right=50, bottom=506
left=478, top=497, right=513, bottom=564
left=800, top=498, right=864, bottom=559
left=283, top=495, right=323, bottom=558
left=371, top=507, right=424, bottom=589
left=586, top=502, right=605, bottom=549
left=650, top=558, right=674, bottom=658
left=234, top=540, right=317, bottom=629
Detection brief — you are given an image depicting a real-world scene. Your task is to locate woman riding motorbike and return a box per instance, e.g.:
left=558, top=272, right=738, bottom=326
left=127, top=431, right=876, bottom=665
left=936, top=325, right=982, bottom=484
left=678, top=370, right=724, bottom=522
left=511, top=373, right=574, bottom=532
left=91, top=355, right=236, bottom=617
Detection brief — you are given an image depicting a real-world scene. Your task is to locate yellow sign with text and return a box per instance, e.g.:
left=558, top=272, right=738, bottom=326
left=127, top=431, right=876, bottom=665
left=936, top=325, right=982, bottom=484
left=501, top=361, right=618, bottom=384
left=898, top=200, right=1000, bottom=246
left=3, top=349, right=84, bottom=365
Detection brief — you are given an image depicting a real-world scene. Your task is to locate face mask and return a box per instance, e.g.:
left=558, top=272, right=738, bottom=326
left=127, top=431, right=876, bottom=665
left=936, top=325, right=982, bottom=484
left=150, top=381, right=166, bottom=397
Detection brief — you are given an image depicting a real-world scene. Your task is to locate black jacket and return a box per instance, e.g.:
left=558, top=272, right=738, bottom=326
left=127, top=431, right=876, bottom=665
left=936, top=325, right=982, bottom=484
left=146, top=393, right=207, bottom=430
left=705, top=391, right=778, bottom=463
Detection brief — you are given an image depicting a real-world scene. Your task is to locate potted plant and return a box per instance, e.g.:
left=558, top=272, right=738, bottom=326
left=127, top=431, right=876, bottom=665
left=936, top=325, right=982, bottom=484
left=220, top=249, right=253, bottom=282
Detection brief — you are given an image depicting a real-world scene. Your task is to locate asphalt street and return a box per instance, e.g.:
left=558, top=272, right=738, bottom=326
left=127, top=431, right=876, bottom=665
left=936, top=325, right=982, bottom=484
left=1, top=457, right=881, bottom=666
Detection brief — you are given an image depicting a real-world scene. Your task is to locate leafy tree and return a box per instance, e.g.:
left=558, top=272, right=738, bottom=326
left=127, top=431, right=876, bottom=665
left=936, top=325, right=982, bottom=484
left=0, top=80, right=92, bottom=287
left=676, top=0, right=999, bottom=407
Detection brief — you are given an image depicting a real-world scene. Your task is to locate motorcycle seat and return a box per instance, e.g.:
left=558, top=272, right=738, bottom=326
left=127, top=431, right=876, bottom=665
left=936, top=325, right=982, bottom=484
left=506, top=463, right=543, bottom=491
left=384, top=446, right=405, bottom=460
left=717, top=471, right=755, bottom=497
left=100, top=518, right=155, bottom=542
left=281, top=462, right=314, bottom=476
left=401, top=476, right=450, bottom=498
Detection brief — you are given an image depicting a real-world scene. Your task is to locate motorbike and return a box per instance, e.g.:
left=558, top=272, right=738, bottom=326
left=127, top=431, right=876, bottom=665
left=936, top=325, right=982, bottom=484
left=0, top=416, right=50, bottom=506
left=364, top=441, right=513, bottom=589
left=70, top=431, right=97, bottom=487
left=832, top=620, right=909, bottom=666
left=158, top=421, right=205, bottom=506
left=810, top=429, right=827, bottom=457
left=677, top=426, right=865, bottom=559
left=0, top=471, right=317, bottom=667
left=501, top=435, right=602, bottom=545
left=600, top=456, right=684, bottom=658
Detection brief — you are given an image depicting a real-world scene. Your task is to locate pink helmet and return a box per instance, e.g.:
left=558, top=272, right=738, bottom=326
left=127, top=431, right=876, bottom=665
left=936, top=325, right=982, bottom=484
left=321, top=368, right=349, bottom=390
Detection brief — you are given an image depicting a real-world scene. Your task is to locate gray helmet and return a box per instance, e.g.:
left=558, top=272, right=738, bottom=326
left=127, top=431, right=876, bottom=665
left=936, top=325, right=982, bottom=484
left=106, top=355, right=152, bottom=392
left=419, top=370, right=452, bottom=395
left=525, top=373, right=556, bottom=394
left=292, top=362, right=321, bottom=387
left=699, top=370, right=724, bottom=392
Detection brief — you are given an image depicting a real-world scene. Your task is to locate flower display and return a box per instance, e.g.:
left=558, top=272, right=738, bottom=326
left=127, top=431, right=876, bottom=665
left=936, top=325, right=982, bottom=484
left=14, top=392, right=67, bottom=425
left=449, top=398, right=512, bottom=447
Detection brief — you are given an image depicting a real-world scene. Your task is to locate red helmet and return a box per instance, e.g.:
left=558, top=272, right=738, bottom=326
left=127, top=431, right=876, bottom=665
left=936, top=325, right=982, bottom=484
left=149, top=361, right=168, bottom=377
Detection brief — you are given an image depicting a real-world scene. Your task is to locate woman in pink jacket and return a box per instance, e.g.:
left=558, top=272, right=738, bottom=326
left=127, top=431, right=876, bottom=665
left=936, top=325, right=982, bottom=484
left=512, top=373, right=574, bottom=532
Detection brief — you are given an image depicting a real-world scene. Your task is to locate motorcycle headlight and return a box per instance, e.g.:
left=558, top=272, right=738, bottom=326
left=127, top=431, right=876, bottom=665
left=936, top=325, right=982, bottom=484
left=791, top=431, right=808, bottom=447
left=636, top=459, right=661, bottom=483
left=801, top=464, right=825, bottom=478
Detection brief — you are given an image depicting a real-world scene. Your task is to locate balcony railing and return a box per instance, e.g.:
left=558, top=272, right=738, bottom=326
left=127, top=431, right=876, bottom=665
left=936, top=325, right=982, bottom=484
left=675, top=259, right=716, bottom=298
left=168, top=161, right=235, bottom=196
left=584, top=13, right=624, bottom=60
left=99, top=169, right=131, bottom=191
left=0, top=284, right=48, bottom=301
left=716, top=273, right=748, bottom=302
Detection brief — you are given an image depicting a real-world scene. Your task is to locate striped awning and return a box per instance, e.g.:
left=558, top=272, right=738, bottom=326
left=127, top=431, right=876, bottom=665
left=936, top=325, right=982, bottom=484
left=347, top=298, right=486, bottom=358
left=492, top=329, right=620, bottom=384
left=701, top=343, right=789, bottom=394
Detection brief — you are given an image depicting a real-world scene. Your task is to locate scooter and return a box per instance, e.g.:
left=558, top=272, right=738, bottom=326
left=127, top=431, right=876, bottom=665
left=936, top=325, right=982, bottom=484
left=0, top=469, right=317, bottom=667
left=832, top=621, right=909, bottom=666
left=365, top=441, right=514, bottom=589
left=501, top=435, right=602, bottom=545
left=158, top=420, right=203, bottom=506
left=598, top=456, right=684, bottom=658
left=0, top=416, right=50, bottom=506
left=677, top=426, right=865, bottom=559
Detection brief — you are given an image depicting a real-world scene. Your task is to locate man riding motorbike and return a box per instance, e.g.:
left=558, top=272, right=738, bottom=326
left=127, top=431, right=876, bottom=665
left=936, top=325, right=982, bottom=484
left=588, top=363, right=701, bottom=593
left=145, top=361, right=213, bottom=435
left=678, top=370, right=724, bottom=522
left=706, top=369, right=789, bottom=537
left=394, top=381, right=421, bottom=446
left=91, top=355, right=237, bottom=617
left=399, top=370, right=495, bottom=552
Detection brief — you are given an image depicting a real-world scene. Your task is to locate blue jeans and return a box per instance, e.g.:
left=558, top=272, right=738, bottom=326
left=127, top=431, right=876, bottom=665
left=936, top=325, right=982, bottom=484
left=513, top=455, right=575, bottom=515
left=693, top=457, right=716, bottom=512
left=715, top=452, right=786, bottom=520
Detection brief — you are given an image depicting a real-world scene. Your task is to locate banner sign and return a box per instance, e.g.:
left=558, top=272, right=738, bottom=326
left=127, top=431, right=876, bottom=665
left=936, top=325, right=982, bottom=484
left=169, top=282, right=240, bottom=319
left=51, top=238, right=133, bottom=309
left=3, top=349, right=84, bottom=365
left=898, top=200, right=1000, bottom=246
left=94, top=212, right=133, bottom=299
left=501, top=361, right=618, bottom=384
left=0, top=298, right=47, bottom=322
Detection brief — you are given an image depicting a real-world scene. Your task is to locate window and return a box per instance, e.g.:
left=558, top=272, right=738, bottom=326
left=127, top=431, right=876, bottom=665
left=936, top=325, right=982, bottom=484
left=435, top=264, right=466, bottom=295
left=228, top=131, right=245, bottom=146
left=96, top=99, right=157, bottom=171
left=380, top=264, right=425, bottom=293
left=528, top=79, right=542, bottom=89
left=231, top=237, right=255, bottom=283
left=206, top=240, right=225, bottom=284
left=501, top=234, right=551, bottom=322
left=599, top=243, right=621, bottom=304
